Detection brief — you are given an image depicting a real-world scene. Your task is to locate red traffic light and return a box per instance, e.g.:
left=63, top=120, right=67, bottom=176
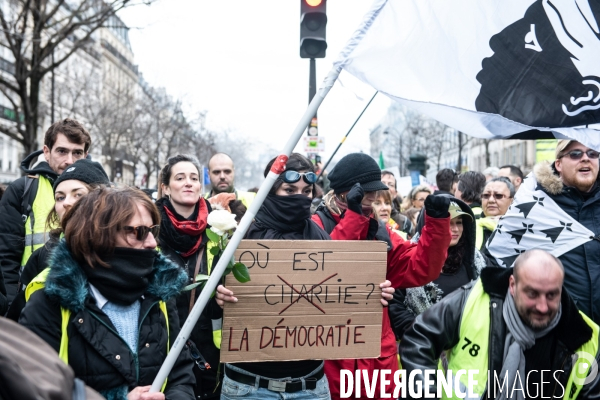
left=305, top=0, right=322, bottom=6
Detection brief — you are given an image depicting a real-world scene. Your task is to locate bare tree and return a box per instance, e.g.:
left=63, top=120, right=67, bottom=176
left=0, top=0, right=151, bottom=157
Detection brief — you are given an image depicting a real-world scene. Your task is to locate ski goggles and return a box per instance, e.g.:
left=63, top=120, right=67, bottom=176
left=280, top=171, right=318, bottom=184
left=123, top=225, right=160, bottom=241
left=558, top=149, right=600, bottom=160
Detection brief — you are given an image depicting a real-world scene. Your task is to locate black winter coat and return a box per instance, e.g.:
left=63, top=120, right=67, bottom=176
left=6, top=234, right=58, bottom=321
left=19, top=240, right=195, bottom=400
left=155, top=197, right=223, bottom=398
left=0, top=150, right=58, bottom=305
left=485, top=162, right=600, bottom=324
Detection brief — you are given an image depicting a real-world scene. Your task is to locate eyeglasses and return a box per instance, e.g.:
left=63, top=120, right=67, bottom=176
left=123, top=225, right=160, bottom=241
left=558, top=149, right=600, bottom=160
left=280, top=171, right=318, bottom=184
left=481, top=193, right=510, bottom=200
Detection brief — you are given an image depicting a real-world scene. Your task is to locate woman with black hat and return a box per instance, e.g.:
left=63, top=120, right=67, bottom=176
left=311, top=152, right=452, bottom=400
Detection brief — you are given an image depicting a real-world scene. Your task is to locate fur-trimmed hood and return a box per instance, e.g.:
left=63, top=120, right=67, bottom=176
left=533, top=161, right=564, bottom=195
left=45, top=240, right=188, bottom=312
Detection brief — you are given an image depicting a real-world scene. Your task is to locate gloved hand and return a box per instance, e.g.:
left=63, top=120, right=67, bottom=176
left=346, top=182, right=364, bottom=215
left=424, top=195, right=451, bottom=219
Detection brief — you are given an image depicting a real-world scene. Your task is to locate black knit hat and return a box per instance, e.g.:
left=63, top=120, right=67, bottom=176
left=53, top=159, right=110, bottom=192
left=328, top=153, right=388, bottom=194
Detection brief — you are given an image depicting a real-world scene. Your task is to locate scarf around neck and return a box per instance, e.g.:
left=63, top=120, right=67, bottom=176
left=82, top=247, right=157, bottom=306
left=248, top=194, right=330, bottom=240
left=157, top=197, right=209, bottom=257
left=497, top=290, right=562, bottom=400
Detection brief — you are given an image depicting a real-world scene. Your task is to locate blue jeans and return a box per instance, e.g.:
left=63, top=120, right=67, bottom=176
left=220, top=363, right=330, bottom=400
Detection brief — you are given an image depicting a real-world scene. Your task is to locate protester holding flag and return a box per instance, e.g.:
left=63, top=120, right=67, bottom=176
left=19, top=187, right=195, bottom=399
left=311, top=152, right=451, bottom=399
left=215, top=153, right=394, bottom=399
left=486, top=140, right=600, bottom=324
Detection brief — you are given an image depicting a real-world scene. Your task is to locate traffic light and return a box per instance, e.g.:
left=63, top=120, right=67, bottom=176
left=300, top=0, right=327, bottom=58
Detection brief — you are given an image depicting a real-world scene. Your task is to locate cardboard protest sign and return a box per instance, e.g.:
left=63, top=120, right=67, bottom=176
left=221, top=240, right=387, bottom=363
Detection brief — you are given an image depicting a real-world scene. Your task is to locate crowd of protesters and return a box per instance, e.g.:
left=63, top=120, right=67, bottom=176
left=0, top=118, right=599, bottom=400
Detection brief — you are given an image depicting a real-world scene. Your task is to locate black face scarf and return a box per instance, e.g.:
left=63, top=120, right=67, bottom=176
left=247, top=194, right=330, bottom=240
left=82, top=247, right=156, bottom=306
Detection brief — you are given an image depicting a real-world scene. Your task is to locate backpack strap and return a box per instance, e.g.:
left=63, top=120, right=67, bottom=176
left=21, top=175, right=39, bottom=223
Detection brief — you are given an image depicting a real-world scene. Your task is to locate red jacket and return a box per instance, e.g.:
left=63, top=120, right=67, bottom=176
left=312, top=208, right=450, bottom=399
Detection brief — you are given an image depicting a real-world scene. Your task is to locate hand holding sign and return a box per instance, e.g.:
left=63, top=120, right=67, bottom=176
left=221, top=240, right=387, bottom=363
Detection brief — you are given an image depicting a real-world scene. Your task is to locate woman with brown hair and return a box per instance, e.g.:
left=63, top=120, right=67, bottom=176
left=155, top=154, right=224, bottom=399
left=19, top=187, right=194, bottom=400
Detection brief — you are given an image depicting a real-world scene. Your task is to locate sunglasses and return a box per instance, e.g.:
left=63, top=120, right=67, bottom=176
left=481, top=193, right=510, bottom=200
left=559, top=149, right=600, bottom=160
left=123, top=225, right=160, bottom=241
left=280, top=171, right=318, bottom=184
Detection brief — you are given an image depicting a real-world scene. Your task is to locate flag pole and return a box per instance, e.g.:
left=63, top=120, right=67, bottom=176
left=150, top=65, right=342, bottom=392
left=317, top=91, right=377, bottom=180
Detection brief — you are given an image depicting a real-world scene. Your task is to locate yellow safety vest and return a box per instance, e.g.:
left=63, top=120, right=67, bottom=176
left=205, top=241, right=223, bottom=349
left=475, top=217, right=497, bottom=249
left=21, top=176, right=55, bottom=268
left=26, top=268, right=171, bottom=392
left=443, top=280, right=599, bottom=400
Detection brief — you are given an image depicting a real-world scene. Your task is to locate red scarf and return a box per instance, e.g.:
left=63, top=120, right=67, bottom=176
left=163, top=199, right=208, bottom=257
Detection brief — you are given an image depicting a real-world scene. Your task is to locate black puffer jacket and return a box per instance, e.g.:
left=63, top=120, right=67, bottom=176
left=0, top=150, right=58, bottom=305
left=400, top=267, right=600, bottom=400
left=19, top=240, right=195, bottom=400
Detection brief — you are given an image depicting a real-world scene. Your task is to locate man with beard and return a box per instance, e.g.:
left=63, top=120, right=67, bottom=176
left=485, top=140, right=600, bottom=325
left=400, top=249, right=599, bottom=400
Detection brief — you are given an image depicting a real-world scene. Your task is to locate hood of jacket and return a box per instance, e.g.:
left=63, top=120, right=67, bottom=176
left=413, top=195, right=477, bottom=268
left=20, top=149, right=58, bottom=180
left=44, top=240, right=188, bottom=312
left=533, top=161, right=565, bottom=195
left=480, top=267, right=592, bottom=352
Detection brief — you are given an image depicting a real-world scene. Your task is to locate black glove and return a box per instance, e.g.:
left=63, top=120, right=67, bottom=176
left=424, top=195, right=451, bottom=219
left=346, top=182, right=364, bottom=215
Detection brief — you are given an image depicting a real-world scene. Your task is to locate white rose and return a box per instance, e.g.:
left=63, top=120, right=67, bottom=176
left=207, top=209, right=238, bottom=236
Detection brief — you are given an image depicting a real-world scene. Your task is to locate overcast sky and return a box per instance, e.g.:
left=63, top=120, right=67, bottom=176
left=119, top=0, right=390, bottom=164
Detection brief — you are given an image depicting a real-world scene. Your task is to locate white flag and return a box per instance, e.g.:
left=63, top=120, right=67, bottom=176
left=336, top=0, right=600, bottom=148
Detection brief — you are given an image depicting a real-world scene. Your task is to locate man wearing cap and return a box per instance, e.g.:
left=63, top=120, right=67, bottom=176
left=0, top=119, right=91, bottom=307
left=485, top=139, right=600, bottom=325
left=312, top=152, right=451, bottom=400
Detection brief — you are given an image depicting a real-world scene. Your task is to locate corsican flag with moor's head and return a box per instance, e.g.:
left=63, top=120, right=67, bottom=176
left=336, top=0, right=600, bottom=149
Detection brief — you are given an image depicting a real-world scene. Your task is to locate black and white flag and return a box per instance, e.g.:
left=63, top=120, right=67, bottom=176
left=486, top=170, right=593, bottom=267
left=336, top=0, right=600, bottom=148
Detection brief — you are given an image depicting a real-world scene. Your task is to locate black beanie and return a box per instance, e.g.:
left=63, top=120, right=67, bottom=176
left=53, top=159, right=110, bottom=191
left=328, top=153, right=388, bottom=194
